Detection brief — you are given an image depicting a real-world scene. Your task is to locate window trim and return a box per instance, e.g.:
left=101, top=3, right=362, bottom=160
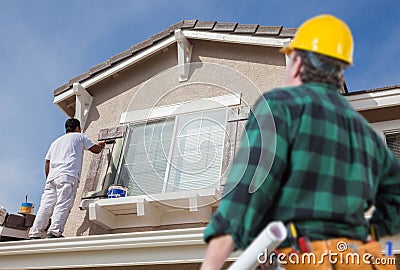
left=119, top=93, right=241, bottom=124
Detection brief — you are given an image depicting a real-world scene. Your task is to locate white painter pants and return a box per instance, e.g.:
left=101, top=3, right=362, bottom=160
left=29, top=175, right=79, bottom=238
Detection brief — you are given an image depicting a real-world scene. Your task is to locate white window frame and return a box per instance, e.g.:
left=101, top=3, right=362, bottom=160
left=117, top=109, right=228, bottom=195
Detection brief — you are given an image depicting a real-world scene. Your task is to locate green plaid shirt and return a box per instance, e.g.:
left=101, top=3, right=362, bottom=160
left=204, top=82, right=400, bottom=249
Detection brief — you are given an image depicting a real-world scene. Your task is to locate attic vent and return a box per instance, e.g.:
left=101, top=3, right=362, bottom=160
left=386, top=133, right=400, bottom=160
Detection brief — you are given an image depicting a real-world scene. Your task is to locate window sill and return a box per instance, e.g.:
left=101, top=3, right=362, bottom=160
left=88, top=188, right=221, bottom=230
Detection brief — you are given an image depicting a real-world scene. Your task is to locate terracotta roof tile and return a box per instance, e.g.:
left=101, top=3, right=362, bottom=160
left=234, top=24, right=259, bottom=34
left=213, top=22, right=238, bottom=32
left=254, top=26, right=282, bottom=36
left=194, top=21, right=216, bottom=30
left=110, top=49, right=133, bottom=64
left=280, top=28, right=297, bottom=37
left=89, top=59, right=111, bottom=75
left=182, top=20, right=198, bottom=29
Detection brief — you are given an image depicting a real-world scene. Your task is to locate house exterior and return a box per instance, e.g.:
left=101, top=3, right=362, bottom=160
left=0, top=20, right=399, bottom=270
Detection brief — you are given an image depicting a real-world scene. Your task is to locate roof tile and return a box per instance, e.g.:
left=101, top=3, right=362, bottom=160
left=182, top=20, right=197, bottom=29
left=54, top=82, right=71, bottom=96
left=234, top=24, right=259, bottom=34
left=69, top=71, right=90, bottom=85
left=254, top=26, right=282, bottom=36
left=130, top=38, right=154, bottom=53
left=280, top=28, right=297, bottom=37
left=194, top=21, right=216, bottom=30
left=110, top=49, right=132, bottom=64
left=213, top=22, right=238, bottom=32
left=149, top=29, right=171, bottom=43
left=89, top=59, right=111, bottom=75
left=168, top=20, right=184, bottom=33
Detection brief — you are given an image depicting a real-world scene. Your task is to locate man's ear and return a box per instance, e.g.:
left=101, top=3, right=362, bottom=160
left=292, top=55, right=302, bottom=79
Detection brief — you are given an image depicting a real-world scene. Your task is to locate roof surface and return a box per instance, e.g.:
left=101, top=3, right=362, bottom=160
left=53, top=19, right=296, bottom=96
left=344, top=85, right=400, bottom=96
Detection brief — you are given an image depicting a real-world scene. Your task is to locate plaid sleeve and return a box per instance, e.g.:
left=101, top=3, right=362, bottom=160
left=204, top=92, right=290, bottom=249
left=370, top=143, right=400, bottom=237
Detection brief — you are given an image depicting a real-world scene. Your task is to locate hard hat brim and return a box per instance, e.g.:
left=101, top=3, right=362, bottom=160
left=279, top=46, right=293, bottom=55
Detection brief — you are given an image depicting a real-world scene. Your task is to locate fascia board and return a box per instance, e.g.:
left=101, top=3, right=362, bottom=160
left=81, top=36, right=177, bottom=89
left=182, top=29, right=291, bottom=47
left=346, top=89, right=400, bottom=111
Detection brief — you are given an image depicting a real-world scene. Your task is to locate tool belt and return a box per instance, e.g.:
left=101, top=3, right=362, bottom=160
left=272, top=238, right=396, bottom=270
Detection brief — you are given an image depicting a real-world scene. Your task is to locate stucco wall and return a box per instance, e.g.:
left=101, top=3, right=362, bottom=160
left=64, top=39, right=287, bottom=237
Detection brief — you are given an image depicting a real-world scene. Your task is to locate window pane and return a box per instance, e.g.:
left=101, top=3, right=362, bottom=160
left=118, top=119, right=174, bottom=196
left=166, top=109, right=227, bottom=192
left=386, top=133, right=400, bottom=160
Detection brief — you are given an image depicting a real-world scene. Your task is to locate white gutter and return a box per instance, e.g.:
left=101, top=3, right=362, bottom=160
left=346, top=88, right=400, bottom=111
left=0, top=227, right=239, bottom=269
left=182, top=29, right=291, bottom=47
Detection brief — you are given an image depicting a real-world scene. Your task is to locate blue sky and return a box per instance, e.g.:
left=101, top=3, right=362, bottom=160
left=0, top=0, right=399, bottom=213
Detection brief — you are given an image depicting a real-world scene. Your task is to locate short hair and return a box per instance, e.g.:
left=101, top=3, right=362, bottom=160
left=65, top=118, right=81, bottom=133
left=294, top=49, right=349, bottom=89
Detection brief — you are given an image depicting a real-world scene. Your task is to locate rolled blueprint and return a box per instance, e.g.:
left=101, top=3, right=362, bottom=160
left=228, top=221, right=287, bottom=270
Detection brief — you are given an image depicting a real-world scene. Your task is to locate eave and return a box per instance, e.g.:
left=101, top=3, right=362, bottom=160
left=346, top=86, right=400, bottom=111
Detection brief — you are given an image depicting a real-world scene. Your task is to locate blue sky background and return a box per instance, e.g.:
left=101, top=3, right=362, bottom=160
left=0, top=0, right=399, bottom=213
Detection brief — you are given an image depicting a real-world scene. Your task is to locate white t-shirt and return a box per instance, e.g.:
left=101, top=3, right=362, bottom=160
left=45, top=133, right=95, bottom=181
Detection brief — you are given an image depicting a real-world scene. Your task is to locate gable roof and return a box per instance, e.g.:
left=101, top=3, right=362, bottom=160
left=53, top=19, right=296, bottom=96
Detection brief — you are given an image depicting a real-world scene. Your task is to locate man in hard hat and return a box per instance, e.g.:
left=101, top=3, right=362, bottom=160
left=201, top=14, right=400, bottom=269
left=29, top=118, right=105, bottom=239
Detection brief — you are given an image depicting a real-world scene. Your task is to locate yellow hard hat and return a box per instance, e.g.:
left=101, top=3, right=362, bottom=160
left=280, top=14, right=354, bottom=64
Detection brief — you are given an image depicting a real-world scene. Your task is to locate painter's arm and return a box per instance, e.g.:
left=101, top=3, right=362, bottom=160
left=200, top=234, right=235, bottom=270
left=45, top=159, right=50, bottom=179
left=88, top=141, right=106, bottom=154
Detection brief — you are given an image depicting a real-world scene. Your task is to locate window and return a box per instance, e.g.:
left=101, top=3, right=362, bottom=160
left=386, top=133, right=400, bottom=160
left=117, top=108, right=227, bottom=196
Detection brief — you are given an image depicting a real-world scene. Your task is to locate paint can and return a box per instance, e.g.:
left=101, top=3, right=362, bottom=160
left=19, top=202, right=34, bottom=214
left=107, top=185, right=129, bottom=198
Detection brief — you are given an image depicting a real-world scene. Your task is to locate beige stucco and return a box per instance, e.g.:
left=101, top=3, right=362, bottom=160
left=63, top=39, right=287, bottom=237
